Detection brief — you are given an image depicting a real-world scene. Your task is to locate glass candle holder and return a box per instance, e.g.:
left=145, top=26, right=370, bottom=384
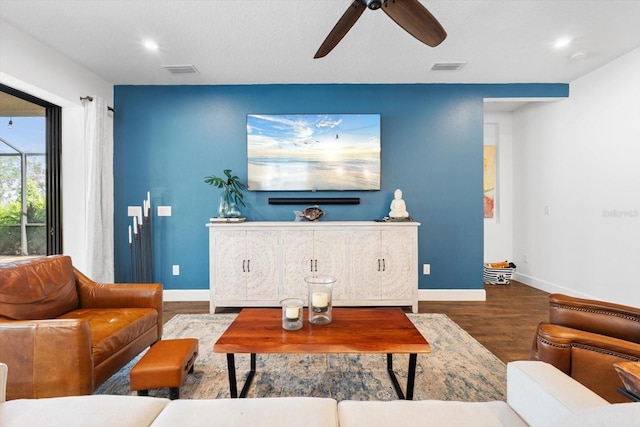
left=306, top=275, right=336, bottom=325
left=280, top=298, right=304, bottom=331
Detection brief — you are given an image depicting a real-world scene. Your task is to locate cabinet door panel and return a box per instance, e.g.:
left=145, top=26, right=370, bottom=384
left=281, top=231, right=314, bottom=299
left=313, top=231, right=349, bottom=301
left=380, top=230, right=415, bottom=299
left=213, top=231, right=246, bottom=300
left=246, top=231, right=280, bottom=300
left=349, top=231, right=382, bottom=300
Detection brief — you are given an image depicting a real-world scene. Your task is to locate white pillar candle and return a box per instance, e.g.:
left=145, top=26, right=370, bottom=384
left=143, top=200, right=148, bottom=217
left=312, top=292, right=329, bottom=308
left=133, top=215, right=138, bottom=234
left=128, top=225, right=132, bottom=244
left=285, top=307, right=299, bottom=320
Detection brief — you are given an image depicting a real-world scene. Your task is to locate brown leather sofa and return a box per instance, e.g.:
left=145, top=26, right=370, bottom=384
left=530, top=293, right=640, bottom=403
left=0, top=255, right=163, bottom=400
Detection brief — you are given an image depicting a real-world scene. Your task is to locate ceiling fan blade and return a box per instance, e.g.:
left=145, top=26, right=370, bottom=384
left=314, top=0, right=366, bottom=58
left=382, top=0, right=447, bottom=47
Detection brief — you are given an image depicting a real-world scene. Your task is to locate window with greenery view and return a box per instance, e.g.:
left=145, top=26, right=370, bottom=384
left=0, top=116, right=47, bottom=256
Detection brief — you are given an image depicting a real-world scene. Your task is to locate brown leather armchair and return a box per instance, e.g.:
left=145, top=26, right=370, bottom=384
left=531, top=293, right=640, bottom=403
left=0, top=255, right=163, bottom=400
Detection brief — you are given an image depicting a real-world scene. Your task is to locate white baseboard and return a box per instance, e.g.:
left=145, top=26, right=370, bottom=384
left=164, top=289, right=209, bottom=302
left=418, top=288, right=486, bottom=301
left=511, top=272, right=566, bottom=294
left=511, top=272, right=599, bottom=300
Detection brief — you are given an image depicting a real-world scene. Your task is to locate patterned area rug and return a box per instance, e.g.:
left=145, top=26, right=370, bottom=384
left=95, top=313, right=506, bottom=401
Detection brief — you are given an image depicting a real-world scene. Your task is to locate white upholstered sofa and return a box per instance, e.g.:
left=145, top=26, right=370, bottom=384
left=1, top=361, right=639, bottom=426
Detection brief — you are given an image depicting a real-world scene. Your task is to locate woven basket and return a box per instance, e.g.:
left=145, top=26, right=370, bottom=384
left=483, top=266, right=515, bottom=285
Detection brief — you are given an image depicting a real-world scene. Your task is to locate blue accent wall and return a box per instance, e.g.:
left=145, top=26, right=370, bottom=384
left=113, top=83, right=568, bottom=291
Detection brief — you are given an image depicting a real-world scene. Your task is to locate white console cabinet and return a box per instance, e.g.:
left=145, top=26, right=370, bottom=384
left=207, top=221, right=420, bottom=313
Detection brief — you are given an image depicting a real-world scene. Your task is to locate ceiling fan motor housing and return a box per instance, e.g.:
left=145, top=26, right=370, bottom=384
left=363, top=0, right=383, bottom=10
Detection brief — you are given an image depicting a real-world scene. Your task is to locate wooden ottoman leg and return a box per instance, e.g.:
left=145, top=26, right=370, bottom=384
left=169, top=387, right=180, bottom=400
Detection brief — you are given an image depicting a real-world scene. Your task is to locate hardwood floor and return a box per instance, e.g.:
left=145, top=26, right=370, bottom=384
left=419, top=281, right=550, bottom=363
left=162, top=280, right=550, bottom=364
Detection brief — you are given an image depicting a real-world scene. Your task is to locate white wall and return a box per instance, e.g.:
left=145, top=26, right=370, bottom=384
left=512, top=48, right=640, bottom=307
left=483, top=113, right=514, bottom=263
left=0, top=19, right=114, bottom=273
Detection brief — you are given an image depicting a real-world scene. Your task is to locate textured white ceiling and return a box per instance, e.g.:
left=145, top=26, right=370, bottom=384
left=1, top=0, right=639, bottom=86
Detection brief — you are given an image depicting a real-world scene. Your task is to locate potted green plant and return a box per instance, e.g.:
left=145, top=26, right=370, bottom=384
left=204, top=169, right=246, bottom=218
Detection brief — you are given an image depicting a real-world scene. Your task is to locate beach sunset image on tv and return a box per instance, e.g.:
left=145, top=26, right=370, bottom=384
left=247, top=114, right=381, bottom=191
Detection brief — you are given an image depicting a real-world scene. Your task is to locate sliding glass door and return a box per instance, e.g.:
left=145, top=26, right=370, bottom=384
left=0, top=84, right=61, bottom=257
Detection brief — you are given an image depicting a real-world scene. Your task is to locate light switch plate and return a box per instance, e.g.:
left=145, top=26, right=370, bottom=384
left=157, top=206, right=172, bottom=216
left=127, top=206, right=142, bottom=217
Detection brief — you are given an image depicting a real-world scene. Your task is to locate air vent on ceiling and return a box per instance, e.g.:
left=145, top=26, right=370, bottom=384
left=430, top=62, right=467, bottom=72
left=162, top=65, right=200, bottom=74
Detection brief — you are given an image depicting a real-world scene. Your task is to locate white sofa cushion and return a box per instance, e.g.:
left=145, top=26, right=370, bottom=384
left=150, top=397, right=338, bottom=427
left=337, top=400, right=527, bottom=426
left=0, top=395, right=169, bottom=427
left=506, top=361, right=609, bottom=427
left=551, top=402, right=640, bottom=427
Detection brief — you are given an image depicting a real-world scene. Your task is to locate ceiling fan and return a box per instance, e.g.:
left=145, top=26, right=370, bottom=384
left=314, top=0, right=447, bottom=58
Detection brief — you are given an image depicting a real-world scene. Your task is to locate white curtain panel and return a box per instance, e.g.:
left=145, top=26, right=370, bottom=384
left=83, top=96, right=114, bottom=282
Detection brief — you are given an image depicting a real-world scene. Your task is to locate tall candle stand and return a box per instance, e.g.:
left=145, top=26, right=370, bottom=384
left=138, top=218, right=145, bottom=282
left=143, top=201, right=154, bottom=282
left=128, top=192, right=154, bottom=283
left=128, top=225, right=134, bottom=282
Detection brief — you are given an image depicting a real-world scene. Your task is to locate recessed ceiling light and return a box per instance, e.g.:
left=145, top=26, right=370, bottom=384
left=142, top=39, right=159, bottom=51
left=553, top=37, right=572, bottom=49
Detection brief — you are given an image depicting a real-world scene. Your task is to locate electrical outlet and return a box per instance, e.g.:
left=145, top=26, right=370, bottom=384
left=523, top=254, right=529, bottom=264
left=423, top=264, right=431, bottom=275
left=172, top=265, right=180, bottom=275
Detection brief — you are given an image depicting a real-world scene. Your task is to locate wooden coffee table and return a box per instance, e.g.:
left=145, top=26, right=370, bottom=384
left=213, top=307, right=430, bottom=399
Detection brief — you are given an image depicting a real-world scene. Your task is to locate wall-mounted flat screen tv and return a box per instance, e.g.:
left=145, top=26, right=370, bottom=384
left=247, top=114, right=381, bottom=191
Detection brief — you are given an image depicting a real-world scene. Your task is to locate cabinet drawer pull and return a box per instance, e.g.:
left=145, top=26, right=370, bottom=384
left=314, top=259, right=318, bottom=272
left=382, top=258, right=386, bottom=272
left=246, top=259, right=250, bottom=272
left=243, top=260, right=246, bottom=272
left=378, top=259, right=381, bottom=271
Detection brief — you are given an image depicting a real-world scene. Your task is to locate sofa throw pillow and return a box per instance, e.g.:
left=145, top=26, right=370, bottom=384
left=0, top=255, right=79, bottom=320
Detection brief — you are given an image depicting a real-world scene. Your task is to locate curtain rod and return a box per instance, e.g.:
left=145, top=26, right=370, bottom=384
left=80, top=96, right=115, bottom=113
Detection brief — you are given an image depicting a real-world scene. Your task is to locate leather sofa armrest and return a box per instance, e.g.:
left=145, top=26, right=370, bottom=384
left=531, top=323, right=640, bottom=402
left=548, top=294, right=640, bottom=343
left=74, top=268, right=163, bottom=337
left=536, top=324, right=640, bottom=357
left=532, top=323, right=640, bottom=372
left=0, top=319, right=93, bottom=400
